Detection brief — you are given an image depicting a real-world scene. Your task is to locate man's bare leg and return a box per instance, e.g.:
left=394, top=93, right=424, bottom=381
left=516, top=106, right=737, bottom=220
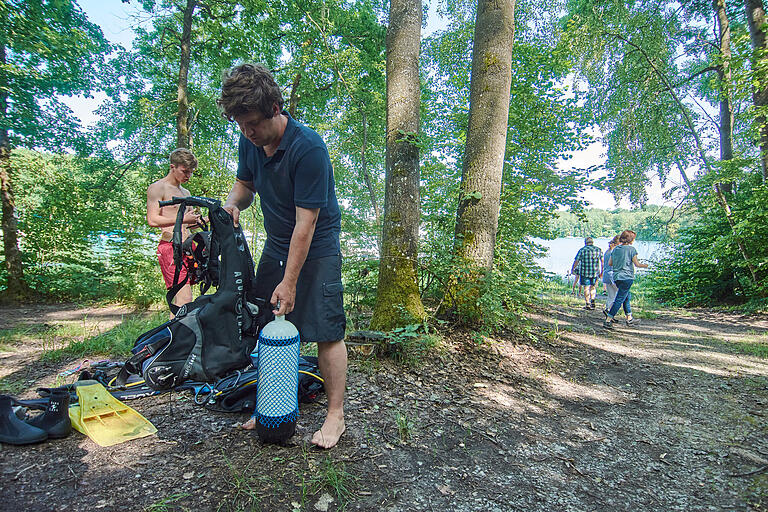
left=312, top=339, right=347, bottom=449
left=169, top=283, right=193, bottom=320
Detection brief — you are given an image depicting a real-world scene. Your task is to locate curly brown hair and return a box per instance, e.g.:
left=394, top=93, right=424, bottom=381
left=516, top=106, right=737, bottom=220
left=169, top=148, right=197, bottom=170
left=216, top=63, right=284, bottom=121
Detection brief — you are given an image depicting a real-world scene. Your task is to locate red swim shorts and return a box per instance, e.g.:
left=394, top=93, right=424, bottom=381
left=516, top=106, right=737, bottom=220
left=156, top=240, right=195, bottom=289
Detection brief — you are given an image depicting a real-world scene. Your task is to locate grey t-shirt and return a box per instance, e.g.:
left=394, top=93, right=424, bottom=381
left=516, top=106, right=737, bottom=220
left=602, top=248, right=614, bottom=284
left=612, top=244, right=639, bottom=281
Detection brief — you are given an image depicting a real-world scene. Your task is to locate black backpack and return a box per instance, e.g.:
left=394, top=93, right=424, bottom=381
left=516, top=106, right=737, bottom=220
left=116, top=196, right=264, bottom=390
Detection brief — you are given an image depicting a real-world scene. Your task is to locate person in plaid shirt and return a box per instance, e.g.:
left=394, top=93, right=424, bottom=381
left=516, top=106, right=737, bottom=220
left=571, top=237, right=603, bottom=310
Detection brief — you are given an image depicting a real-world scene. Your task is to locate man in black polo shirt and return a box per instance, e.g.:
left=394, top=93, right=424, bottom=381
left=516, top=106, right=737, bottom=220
left=217, top=63, right=346, bottom=449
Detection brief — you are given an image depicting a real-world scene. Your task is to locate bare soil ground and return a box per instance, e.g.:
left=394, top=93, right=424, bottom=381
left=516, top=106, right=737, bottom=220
left=1, top=300, right=767, bottom=511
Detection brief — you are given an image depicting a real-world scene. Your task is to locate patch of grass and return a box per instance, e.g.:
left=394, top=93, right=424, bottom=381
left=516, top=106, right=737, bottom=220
left=144, top=494, right=191, bottom=512
left=382, top=325, right=443, bottom=368
left=0, top=323, right=58, bottom=351
left=0, top=375, right=30, bottom=394
left=353, top=355, right=382, bottom=376
left=696, top=332, right=768, bottom=359
left=723, top=339, right=768, bottom=359
left=395, top=410, right=414, bottom=442
left=745, top=474, right=768, bottom=511
left=41, top=311, right=167, bottom=362
left=540, top=279, right=585, bottom=308
left=633, top=310, right=659, bottom=319
left=309, top=456, right=357, bottom=507
left=220, top=452, right=263, bottom=511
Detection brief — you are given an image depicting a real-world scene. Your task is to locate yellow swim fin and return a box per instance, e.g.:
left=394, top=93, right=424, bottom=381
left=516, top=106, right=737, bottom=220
left=68, top=381, right=156, bottom=447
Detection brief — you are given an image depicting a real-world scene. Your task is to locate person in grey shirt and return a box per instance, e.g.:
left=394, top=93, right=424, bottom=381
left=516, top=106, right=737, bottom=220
left=603, top=230, right=648, bottom=329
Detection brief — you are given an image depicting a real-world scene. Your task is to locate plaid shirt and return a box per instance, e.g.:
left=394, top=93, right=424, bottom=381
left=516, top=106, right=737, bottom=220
left=574, top=245, right=603, bottom=278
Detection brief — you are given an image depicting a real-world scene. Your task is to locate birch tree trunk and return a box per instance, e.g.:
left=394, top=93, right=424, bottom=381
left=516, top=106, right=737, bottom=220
left=370, top=0, right=425, bottom=330
left=448, top=0, right=516, bottom=323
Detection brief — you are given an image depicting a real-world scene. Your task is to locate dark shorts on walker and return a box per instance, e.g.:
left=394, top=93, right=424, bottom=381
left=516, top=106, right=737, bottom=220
left=252, top=253, right=346, bottom=343
left=580, top=276, right=597, bottom=286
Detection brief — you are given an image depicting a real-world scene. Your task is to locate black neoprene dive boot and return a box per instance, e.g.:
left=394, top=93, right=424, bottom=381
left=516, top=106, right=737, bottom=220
left=26, top=389, right=72, bottom=439
left=0, top=395, right=48, bottom=445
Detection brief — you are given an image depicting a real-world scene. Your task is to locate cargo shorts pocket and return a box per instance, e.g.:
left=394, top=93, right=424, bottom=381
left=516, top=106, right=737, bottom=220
left=322, top=281, right=346, bottom=331
left=323, top=281, right=344, bottom=297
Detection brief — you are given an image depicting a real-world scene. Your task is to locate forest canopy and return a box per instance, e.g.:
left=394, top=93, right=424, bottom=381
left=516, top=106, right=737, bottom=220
left=1, top=0, right=766, bottom=322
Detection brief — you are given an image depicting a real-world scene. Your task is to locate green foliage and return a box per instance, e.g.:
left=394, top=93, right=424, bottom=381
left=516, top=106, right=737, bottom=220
left=385, top=324, right=441, bottom=366
left=1, top=150, right=163, bottom=304
left=309, top=456, right=357, bottom=506
left=0, top=0, right=111, bottom=151
left=144, top=493, right=191, bottom=512
left=394, top=410, right=414, bottom=441
left=342, top=256, right=380, bottom=329
left=649, top=179, right=768, bottom=307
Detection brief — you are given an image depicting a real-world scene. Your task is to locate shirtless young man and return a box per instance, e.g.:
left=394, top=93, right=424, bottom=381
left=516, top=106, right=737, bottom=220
left=146, top=148, right=203, bottom=316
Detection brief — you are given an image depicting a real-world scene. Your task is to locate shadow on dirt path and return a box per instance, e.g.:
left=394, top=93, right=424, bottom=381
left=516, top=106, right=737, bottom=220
left=0, top=301, right=767, bottom=511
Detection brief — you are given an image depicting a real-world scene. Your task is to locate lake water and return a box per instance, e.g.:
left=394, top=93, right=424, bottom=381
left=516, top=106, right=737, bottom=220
left=532, top=237, right=668, bottom=277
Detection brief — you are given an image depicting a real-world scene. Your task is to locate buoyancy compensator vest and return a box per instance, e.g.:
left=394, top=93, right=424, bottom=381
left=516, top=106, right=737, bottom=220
left=116, top=196, right=263, bottom=390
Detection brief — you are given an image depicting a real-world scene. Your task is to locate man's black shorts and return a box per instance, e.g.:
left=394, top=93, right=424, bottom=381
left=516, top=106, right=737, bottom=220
left=252, top=253, right=346, bottom=343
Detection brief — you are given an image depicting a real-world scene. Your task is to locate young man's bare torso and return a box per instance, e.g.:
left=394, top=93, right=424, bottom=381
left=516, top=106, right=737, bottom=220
left=147, top=150, right=202, bottom=315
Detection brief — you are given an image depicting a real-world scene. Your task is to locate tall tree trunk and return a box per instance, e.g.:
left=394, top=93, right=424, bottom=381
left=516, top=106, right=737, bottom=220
left=715, top=0, right=734, bottom=194
left=175, top=0, right=195, bottom=149
left=448, top=0, right=516, bottom=323
left=0, top=43, right=31, bottom=301
left=370, top=0, right=425, bottom=330
left=746, top=0, right=768, bottom=183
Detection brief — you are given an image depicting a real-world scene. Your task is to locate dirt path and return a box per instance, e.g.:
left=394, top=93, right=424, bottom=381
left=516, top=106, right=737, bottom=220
left=0, top=302, right=767, bottom=511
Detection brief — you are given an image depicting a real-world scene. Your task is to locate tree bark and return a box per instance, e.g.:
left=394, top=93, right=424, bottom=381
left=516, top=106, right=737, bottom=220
left=746, top=0, right=768, bottom=183
left=448, top=0, right=516, bottom=323
left=175, top=0, right=195, bottom=149
left=715, top=0, right=734, bottom=194
left=370, top=0, right=425, bottom=330
left=0, top=43, right=31, bottom=301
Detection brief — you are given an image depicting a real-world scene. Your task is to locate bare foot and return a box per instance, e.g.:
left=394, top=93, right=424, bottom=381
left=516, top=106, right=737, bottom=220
left=240, top=416, right=257, bottom=430
left=311, top=412, right=345, bottom=449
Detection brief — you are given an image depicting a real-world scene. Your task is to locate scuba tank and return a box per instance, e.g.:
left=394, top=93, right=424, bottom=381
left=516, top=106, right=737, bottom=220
left=254, top=312, right=300, bottom=444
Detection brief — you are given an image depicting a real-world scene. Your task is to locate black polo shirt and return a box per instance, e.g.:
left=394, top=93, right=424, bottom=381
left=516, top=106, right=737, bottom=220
left=236, top=112, right=341, bottom=261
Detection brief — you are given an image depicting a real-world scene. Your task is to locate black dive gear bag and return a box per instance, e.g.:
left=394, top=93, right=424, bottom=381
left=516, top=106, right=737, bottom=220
left=116, top=196, right=262, bottom=390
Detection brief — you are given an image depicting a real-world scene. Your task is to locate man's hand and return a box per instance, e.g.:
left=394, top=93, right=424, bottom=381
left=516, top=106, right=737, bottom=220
left=183, top=211, right=203, bottom=226
left=222, top=205, right=241, bottom=227
left=222, top=179, right=256, bottom=228
left=271, top=280, right=296, bottom=316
